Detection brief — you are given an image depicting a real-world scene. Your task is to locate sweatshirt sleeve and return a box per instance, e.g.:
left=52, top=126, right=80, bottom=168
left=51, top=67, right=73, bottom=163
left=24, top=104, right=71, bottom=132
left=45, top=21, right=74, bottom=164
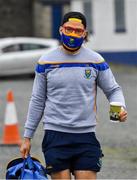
left=97, top=63, right=126, bottom=108
left=24, top=70, right=47, bottom=138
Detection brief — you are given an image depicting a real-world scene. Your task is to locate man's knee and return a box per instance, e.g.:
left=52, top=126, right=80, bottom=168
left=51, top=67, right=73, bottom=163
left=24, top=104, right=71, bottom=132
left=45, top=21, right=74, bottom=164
left=51, top=169, right=71, bottom=179
left=74, top=170, right=97, bottom=179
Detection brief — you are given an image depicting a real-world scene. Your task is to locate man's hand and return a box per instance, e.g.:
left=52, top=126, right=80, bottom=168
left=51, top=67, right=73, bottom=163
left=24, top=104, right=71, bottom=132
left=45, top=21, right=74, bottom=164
left=119, top=107, right=127, bottom=122
left=20, top=138, right=31, bottom=158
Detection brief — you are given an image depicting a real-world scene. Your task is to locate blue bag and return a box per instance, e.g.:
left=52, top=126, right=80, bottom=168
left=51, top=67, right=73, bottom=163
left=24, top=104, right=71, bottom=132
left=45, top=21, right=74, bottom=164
left=6, top=155, right=48, bottom=179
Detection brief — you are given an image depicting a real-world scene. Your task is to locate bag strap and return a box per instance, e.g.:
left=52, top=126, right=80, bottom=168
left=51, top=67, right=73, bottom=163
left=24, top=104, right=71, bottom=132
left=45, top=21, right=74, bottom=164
left=20, top=155, right=34, bottom=179
left=26, top=155, right=35, bottom=170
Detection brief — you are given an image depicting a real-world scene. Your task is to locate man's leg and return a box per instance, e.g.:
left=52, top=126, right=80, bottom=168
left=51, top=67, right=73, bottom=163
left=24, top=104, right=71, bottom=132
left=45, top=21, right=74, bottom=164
left=74, top=170, right=97, bottom=180
left=51, top=169, right=71, bottom=180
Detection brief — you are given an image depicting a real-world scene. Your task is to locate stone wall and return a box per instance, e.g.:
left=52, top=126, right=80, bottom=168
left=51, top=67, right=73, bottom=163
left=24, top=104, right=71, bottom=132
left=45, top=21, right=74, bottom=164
left=0, top=0, right=33, bottom=37
left=0, top=0, right=71, bottom=38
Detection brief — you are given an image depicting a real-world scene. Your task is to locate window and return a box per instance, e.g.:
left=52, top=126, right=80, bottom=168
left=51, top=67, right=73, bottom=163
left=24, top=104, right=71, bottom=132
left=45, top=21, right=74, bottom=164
left=83, top=0, right=93, bottom=34
left=20, top=43, right=49, bottom=51
left=2, top=44, right=20, bottom=53
left=114, top=0, right=126, bottom=32
left=2, top=43, right=49, bottom=53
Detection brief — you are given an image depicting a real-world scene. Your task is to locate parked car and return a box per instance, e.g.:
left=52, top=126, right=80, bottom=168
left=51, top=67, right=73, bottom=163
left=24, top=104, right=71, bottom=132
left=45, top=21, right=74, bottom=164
left=0, top=37, right=59, bottom=76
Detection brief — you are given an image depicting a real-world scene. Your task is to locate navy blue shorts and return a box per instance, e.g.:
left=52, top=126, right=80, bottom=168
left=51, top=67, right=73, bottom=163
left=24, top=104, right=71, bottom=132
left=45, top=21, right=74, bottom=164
left=42, top=130, right=103, bottom=174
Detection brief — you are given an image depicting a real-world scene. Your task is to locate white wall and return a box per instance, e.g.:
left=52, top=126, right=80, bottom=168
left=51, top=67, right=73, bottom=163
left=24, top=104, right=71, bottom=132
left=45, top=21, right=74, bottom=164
left=71, top=0, right=84, bottom=12
left=71, top=0, right=137, bottom=52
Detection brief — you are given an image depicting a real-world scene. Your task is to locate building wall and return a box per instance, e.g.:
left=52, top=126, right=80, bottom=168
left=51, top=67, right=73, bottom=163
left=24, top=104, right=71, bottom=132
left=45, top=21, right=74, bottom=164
left=90, top=0, right=137, bottom=51
left=0, top=0, right=33, bottom=37
left=33, top=1, right=52, bottom=38
left=71, top=0, right=83, bottom=12
left=70, top=0, right=137, bottom=52
left=33, top=0, right=70, bottom=39
left=0, top=0, right=70, bottom=39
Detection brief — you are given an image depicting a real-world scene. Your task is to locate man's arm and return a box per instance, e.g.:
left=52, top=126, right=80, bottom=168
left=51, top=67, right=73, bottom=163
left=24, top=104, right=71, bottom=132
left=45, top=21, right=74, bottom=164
left=24, top=72, right=47, bottom=138
left=97, top=65, right=127, bottom=121
left=20, top=71, right=47, bottom=158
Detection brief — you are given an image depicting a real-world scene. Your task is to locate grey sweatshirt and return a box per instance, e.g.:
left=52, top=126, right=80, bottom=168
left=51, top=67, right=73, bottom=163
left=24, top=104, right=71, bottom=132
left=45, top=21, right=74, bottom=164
left=24, top=46, right=126, bottom=138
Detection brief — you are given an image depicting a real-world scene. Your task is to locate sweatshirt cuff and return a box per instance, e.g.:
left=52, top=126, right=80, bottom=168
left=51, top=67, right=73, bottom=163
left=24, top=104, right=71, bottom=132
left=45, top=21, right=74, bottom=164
left=24, top=128, right=35, bottom=139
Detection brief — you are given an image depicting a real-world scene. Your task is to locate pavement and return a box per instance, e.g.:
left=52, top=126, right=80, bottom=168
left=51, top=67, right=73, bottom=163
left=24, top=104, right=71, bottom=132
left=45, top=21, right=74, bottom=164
left=0, top=65, right=137, bottom=179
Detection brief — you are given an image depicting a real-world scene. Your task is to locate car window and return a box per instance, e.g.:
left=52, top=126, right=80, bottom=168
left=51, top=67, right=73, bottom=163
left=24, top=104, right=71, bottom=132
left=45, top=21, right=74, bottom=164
left=2, top=43, right=50, bottom=53
left=20, top=43, right=49, bottom=51
left=2, top=44, right=20, bottom=53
